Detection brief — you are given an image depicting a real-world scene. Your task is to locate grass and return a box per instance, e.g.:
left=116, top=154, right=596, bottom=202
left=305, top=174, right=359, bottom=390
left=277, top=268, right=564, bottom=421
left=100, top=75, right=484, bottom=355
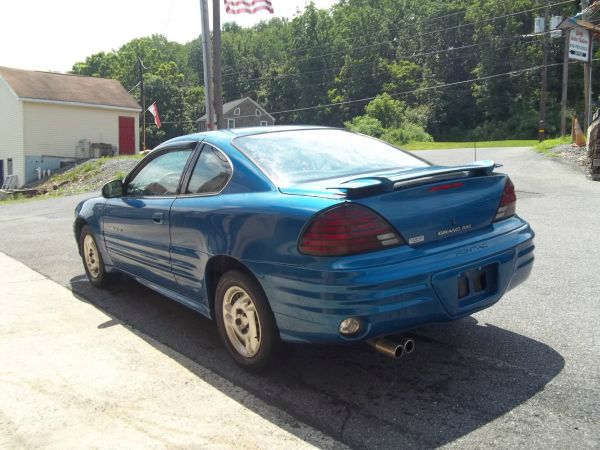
left=114, top=171, right=128, bottom=181
left=45, top=154, right=142, bottom=186
left=0, top=191, right=63, bottom=205
left=0, top=154, right=143, bottom=205
left=51, top=159, right=105, bottom=184
left=533, top=136, right=571, bottom=157
left=404, top=140, right=538, bottom=151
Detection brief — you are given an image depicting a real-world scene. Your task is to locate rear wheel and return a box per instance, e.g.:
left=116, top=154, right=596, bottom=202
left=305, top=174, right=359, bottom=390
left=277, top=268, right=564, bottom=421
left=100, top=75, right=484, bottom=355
left=80, top=225, right=111, bottom=288
left=215, top=270, right=281, bottom=370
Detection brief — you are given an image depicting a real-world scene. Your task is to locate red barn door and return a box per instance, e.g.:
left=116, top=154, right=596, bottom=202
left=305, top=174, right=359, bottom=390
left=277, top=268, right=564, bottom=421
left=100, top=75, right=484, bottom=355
left=119, top=116, right=135, bottom=154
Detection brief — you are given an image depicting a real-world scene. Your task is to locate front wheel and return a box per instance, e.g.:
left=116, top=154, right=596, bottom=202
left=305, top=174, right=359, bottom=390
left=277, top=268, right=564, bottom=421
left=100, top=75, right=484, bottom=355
left=215, top=270, right=281, bottom=371
left=79, top=225, right=111, bottom=288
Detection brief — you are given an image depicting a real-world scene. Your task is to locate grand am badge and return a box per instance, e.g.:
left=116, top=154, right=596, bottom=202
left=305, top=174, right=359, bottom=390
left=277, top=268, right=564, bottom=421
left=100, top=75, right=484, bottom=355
left=437, top=224, right=472, bottom=237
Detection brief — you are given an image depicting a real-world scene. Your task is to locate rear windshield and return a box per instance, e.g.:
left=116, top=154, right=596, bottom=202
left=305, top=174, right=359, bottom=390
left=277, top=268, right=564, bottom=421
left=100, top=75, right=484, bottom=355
left=233, top=129, right=429, bottom=184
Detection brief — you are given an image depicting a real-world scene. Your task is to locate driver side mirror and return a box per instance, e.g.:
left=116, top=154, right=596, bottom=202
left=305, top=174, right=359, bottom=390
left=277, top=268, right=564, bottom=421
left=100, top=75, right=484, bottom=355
left=102, top=179, right=124, bottom=199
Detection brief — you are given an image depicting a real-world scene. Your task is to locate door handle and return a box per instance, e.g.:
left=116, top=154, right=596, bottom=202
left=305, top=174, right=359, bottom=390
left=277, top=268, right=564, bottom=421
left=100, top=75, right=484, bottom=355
left=152, top=212, right=164, bottom=224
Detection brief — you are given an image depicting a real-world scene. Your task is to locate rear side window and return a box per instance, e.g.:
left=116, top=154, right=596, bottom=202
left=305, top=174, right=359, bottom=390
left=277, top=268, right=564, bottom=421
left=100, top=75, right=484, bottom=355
left=126, top=149, right=192, bottom=196
left=185, top=146, right=232, bottom=194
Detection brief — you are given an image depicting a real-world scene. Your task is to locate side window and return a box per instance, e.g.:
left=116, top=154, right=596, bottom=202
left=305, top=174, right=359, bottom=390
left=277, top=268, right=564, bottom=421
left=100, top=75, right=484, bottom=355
left=185, top=146, right=232, bottom=195
left=126, top=149, right=192, bottom=197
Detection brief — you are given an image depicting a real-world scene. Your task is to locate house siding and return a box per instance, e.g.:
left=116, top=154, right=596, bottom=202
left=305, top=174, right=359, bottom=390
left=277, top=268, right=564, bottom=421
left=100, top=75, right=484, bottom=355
left=0, top=77, right=24, bottom=187
left=199, top=98, right=275, bottom=130
left=23, top=102, right=139, bottom=161
left=225, top=99, right=274, bottom=128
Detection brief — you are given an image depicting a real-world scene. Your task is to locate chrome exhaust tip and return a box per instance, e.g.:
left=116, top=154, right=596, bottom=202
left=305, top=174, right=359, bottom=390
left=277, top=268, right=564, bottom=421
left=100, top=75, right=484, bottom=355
left=398, top=337, right=415, bottom=354
left=367, top=337, right=404, bottom=359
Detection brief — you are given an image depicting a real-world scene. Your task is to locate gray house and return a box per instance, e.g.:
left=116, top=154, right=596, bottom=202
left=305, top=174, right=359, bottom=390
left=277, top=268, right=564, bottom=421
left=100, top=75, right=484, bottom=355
left=198, top=97, right=275, bottom=131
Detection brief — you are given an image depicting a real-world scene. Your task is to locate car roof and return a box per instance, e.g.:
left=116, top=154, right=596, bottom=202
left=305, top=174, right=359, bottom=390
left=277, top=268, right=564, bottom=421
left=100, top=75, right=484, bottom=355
left=160, top=125, right=333, bottom=147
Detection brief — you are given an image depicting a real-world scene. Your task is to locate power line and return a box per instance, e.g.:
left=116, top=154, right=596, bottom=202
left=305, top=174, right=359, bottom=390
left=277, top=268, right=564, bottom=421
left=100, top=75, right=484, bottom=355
left=163, top=0, right=177, bottom=35
left=222, top=59, right=597, bottom=122
left=222, top=0, right=575, bottom=77
left=281, top=8, right=468, bottom=57
left=242, top=39, right=542, bottom=100
left=223, top=32, right=547, bottom=89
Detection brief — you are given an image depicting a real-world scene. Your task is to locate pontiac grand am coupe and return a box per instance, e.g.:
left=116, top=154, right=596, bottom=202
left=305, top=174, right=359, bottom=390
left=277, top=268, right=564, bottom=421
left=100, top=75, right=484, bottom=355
left=74, top=126, right=534, bottom=370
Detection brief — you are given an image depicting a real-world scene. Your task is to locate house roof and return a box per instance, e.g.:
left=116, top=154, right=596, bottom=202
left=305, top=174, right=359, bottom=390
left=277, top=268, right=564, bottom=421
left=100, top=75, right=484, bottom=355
left=198, top=97, right=274, bottom=121
left=0, top=66, right=141, bottom=110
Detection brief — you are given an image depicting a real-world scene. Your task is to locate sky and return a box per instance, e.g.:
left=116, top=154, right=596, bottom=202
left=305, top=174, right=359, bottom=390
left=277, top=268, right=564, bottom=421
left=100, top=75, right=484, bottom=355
left=1, top=0, right=339, bottom=73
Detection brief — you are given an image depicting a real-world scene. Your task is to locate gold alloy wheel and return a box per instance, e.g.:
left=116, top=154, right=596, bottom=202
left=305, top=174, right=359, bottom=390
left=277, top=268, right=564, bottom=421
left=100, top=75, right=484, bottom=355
left=83, top=234, right=100, bottom=279
left=222, top=286, right=262, bottom=357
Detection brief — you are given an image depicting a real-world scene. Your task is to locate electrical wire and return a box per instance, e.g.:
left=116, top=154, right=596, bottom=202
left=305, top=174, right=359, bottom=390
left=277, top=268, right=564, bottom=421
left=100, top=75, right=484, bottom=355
left=244, top=40, right=542, bottom=99
left=152, top=58, right=591, bottom=126
left=223, top=32, right=547, bottom=90
left=219, top=59, right=597, bottom=122
left=222, top=0, right=575, bottom=76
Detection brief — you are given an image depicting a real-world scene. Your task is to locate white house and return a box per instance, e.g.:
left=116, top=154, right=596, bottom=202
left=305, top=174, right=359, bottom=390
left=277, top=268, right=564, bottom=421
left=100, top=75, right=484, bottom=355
left=0, top=66, right=141, bottom=187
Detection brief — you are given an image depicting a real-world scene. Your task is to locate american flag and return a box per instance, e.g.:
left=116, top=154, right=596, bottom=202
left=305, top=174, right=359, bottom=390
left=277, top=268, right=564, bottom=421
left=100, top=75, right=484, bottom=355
left=224, top=0, right=274, bottom=15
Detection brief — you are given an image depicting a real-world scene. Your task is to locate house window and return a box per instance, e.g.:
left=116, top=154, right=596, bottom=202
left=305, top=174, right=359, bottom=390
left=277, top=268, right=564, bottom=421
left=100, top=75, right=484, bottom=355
left=199, top=122, right=206, bottom=132
left=256, top=109, right=261, bottom=116
left=233, top=107, right=241, bottom=116
left=7, top=158, right=13, bottom=175
left=260, top=121, right=268, bottom=126
left=228, top=118, right=236, bottom=128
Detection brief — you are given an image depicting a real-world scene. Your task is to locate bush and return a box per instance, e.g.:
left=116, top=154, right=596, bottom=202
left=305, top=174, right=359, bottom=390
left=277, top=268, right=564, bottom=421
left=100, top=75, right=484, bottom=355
left=344, top=116, right=385, bottom=138
left=380, top=124, right=433, bottom=146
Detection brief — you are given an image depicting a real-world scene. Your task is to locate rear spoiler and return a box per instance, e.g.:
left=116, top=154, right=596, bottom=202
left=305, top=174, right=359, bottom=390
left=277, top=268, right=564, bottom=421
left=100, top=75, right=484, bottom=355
left=329, top=160, right=500, bottom=199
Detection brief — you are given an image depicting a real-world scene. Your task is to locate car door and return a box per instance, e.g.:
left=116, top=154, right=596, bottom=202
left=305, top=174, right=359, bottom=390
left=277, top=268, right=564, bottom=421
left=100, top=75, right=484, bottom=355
left=170, top=144, right=233, bottom=306
left=103, top=145, right=196, bottom=290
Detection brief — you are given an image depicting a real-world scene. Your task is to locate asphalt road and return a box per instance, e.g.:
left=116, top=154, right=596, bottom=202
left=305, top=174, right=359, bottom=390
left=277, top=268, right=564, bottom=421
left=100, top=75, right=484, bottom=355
left=1, top=147, right=598, bottom=449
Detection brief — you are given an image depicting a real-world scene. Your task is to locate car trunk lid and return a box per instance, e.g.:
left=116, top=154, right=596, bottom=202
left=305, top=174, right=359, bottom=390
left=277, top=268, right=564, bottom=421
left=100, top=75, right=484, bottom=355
left=280, top=161, right=507, bottom=246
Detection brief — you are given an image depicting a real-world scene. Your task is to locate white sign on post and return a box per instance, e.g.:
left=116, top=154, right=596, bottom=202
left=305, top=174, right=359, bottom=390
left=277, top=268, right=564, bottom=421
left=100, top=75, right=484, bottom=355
left=569, top=27, right=591, bottom=62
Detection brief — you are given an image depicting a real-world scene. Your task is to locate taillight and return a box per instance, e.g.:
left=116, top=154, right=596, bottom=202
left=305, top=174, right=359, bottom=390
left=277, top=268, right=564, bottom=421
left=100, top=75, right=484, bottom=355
left=298, top=204, right=405, bottom=256
left=494, top=177, right=517, bottom=222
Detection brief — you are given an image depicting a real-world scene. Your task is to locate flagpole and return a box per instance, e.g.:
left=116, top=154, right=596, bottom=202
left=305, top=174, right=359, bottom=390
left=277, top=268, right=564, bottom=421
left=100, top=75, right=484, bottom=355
left=138, top=58, right=146, bottom=150
left=212, top=0, right=224, bottom=129
left=199, top=0, right=215, bottom=130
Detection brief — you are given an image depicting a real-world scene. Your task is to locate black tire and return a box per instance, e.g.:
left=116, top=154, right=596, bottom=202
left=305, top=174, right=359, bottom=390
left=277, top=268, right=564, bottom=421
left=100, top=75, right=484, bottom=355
left=79, top=225, right=111, bottom=288
left=215, top=270, right=281, bottom=371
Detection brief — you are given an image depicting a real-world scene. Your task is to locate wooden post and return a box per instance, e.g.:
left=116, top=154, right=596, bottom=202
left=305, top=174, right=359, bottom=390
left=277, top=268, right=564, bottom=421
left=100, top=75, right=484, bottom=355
left=539, top=5, right=549, bottom=142
left=584, top=41, right=594, bottom=130
left=199, top=0, right=215, bottom=130
left=582, top=0, right=592, bottom=131
left=561, top=29, right=570, bottom=137
left=212, top=0, right=225, bottom=129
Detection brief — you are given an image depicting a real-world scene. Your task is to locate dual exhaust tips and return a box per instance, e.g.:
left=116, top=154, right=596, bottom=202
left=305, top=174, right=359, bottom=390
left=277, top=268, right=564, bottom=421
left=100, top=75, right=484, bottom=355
left=368, top=336, right=415, bottom=359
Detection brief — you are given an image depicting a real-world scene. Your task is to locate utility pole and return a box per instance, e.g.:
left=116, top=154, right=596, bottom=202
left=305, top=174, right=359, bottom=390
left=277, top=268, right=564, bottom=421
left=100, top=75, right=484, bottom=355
left=539, top=3, right=550, bottom=142
left=138, top=58, right=146, bottom=150
left=582, top=0, right=593, bottom=130
left=212, top=0, right=225, bottom=129
left=561, top=29, right=570, bottom=136
left=199, top=0, right=215, bottom=130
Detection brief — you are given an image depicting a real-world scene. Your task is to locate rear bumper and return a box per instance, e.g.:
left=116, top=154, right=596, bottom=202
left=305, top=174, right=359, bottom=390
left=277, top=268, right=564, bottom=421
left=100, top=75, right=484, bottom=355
left=245, top=219, right=535, bottom=344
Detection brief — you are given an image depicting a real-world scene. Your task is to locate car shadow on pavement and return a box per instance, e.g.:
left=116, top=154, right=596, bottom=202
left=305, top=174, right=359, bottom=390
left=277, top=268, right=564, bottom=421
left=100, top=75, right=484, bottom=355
left=70, top=274, right=564, bottom=449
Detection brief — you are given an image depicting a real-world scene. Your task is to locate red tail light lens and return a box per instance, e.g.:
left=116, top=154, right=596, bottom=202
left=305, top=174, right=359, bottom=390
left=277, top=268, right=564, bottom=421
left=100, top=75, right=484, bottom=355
left=299, top=204, right=405, bottom=256
left=494, top=177, right=517, bottom=222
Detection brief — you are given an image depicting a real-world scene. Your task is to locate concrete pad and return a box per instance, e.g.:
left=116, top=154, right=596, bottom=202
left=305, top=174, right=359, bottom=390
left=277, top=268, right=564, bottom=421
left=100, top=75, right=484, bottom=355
left=0, top=252, right=343, bottom=449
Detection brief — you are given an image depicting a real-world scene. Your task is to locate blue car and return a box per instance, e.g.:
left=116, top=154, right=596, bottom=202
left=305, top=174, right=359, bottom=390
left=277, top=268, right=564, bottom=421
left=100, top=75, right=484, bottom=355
left=74, top=126, right=534, bottom=370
